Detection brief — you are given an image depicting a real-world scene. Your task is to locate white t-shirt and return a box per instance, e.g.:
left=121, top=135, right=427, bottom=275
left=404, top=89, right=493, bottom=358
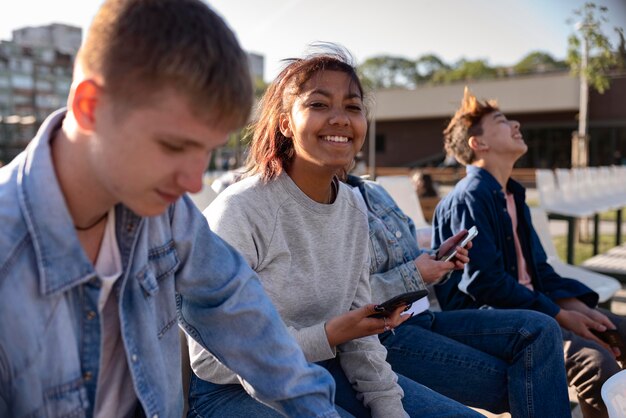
left=93, top=209, right=137, bottom=418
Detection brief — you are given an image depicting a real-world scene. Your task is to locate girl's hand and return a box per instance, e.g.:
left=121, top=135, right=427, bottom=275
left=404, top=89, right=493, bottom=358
left=414, top=253, right=455, bottom=284
left=325, top=304, right=411, bottom=347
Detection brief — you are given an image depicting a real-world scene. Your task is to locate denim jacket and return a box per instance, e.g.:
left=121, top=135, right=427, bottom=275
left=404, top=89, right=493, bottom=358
left=432, top=165, right=598, bottom=316
left=346, top=176, right=429, bottom=303
left=0, top=110, right=338, bottom=418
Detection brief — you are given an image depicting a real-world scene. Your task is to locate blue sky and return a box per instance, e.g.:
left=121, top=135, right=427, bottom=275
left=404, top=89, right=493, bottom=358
left=1, top=0, right=624, bottom=81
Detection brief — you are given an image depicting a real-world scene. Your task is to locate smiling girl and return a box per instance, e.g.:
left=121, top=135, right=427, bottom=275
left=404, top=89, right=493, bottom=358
left=185, top=46, right=482, bottom=417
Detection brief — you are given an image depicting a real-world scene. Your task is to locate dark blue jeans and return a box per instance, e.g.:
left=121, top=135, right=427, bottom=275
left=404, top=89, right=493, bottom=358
left=188, top=358, right=482, bottom=417
left=379, top=308, right=571, bottom=417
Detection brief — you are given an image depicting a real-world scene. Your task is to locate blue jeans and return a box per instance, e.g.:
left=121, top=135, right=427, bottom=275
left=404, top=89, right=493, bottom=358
left=188, top=358, right=482, bottom=417
left=379, top=309, right=571, bottom=418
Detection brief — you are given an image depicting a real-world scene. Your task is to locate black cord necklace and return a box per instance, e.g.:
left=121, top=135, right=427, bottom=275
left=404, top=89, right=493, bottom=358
left=74, top=212, right=109, bottom=231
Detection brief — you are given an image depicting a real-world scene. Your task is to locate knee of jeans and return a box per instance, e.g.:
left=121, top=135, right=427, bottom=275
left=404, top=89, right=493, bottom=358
left=519, top=311, right=561, bottom=341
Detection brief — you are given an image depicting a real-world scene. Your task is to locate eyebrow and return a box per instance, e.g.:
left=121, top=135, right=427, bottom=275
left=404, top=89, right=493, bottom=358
left=491, top=112, right=506, bottom=120
left=308, top=88, right=362, bottom=100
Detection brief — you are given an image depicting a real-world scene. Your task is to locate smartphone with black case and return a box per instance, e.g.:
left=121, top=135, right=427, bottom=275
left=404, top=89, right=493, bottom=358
left=369, top=289, right=429, bottom=318
left=591, top=329, right=626, bottom=350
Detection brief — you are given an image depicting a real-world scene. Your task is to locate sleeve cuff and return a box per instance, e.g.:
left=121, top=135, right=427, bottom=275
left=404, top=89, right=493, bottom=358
left=369, top=397, right=408, bottom=418
left=292, top=322, right=336, bottom=363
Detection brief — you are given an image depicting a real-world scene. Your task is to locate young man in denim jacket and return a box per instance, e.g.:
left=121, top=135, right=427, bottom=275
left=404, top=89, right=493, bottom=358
left=0, top=1, right=339, bottom=417
left=433, top=87, right=626, bottom=418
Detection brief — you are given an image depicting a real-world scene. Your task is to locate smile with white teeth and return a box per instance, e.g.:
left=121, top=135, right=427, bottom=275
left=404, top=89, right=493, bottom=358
left=322, top=135, right=349, bottom=143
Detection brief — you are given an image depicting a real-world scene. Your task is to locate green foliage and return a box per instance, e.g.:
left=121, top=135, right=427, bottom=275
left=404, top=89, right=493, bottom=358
left=513, top=51, right=568, bottom=74
left=355, top=2, right=623, bottom=92
left=433, top=59, right=498, bottom=83
left=359, top=55, right=418, bottom=89
left=566, top=2, right=618, bottom=93
left=357, top=50, right=570, bottom=89
left=254, top=76, right=268, bottom=99
left=415, top=54, right=450, bottom=83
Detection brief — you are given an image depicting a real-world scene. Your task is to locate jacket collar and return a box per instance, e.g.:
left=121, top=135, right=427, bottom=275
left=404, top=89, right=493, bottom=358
left=17, top=109, right=98, bottom=296
left=465, top=165, right=526, bottom=200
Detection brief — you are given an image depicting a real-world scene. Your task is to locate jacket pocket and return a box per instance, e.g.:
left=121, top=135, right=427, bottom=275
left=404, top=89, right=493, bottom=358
left=136, top=240, right=180, bottom=338
left=44, top=377, right=88, bottom=418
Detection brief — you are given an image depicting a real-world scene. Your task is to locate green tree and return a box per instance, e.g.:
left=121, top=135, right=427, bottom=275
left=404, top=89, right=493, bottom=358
left=254, top=76, right=268, bottom=99
left=414, top=54, right=450, bottom=83
left=513, top=51, right=568, bottom=74
left=433, top=59, right=497, bottom=83
left=566, top=2, right=619, bottom=168
left=566, top=2, right=617, bottom=94
left=358, top=55, right=418, bottom=89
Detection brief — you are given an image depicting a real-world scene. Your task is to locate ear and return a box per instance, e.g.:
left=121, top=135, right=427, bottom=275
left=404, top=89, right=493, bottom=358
left=70, top=79, right=102, bottom=132
left=278, top=113, right=293, bottom=138
left=468, top=135, right=488, bottom=151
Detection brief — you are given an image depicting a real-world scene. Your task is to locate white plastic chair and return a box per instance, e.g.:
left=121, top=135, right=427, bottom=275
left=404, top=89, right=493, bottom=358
left=376, top=175, right=429, bottom=228
left=535, top=169, right=594, bottom=217
left=601, top=369, right=626, bottom=417
left=530, top=207, right=620, bottom=303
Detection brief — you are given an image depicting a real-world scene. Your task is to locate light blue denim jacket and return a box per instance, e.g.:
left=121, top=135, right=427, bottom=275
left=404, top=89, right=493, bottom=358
left=0, top=110, right=339, bottom=418
left=346, top=175, right=430, bottom=303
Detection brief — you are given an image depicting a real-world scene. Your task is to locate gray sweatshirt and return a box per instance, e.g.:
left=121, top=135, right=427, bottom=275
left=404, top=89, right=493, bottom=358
left=187, top=172, right=406, bottom=418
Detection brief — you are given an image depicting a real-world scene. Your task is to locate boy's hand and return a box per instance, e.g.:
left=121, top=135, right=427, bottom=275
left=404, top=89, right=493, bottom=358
left=555, top=309, right=619, bottom=357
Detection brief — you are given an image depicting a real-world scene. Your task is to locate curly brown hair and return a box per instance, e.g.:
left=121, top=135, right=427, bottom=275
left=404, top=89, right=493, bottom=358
left=245, top=44, right=366, bottom=181
left=443, top=87, right=499, bottom=165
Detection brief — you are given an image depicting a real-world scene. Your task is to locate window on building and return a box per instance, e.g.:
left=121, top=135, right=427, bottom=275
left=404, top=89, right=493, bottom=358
left=12, top=74, right=33, bottom=89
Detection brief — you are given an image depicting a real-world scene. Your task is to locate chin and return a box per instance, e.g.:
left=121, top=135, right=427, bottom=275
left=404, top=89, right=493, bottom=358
left=128, top=201, right=172, bottom=218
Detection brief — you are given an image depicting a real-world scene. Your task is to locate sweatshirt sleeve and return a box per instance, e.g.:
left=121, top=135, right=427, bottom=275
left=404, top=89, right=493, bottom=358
left=338, top=261, right=407, bottom=418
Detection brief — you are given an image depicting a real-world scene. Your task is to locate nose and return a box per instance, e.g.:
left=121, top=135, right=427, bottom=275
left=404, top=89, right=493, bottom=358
left=329, top=108, right=350, bottom=126
left=511, top=120, right=521, bottom=130
left=176, top=155, right=210, bottom=194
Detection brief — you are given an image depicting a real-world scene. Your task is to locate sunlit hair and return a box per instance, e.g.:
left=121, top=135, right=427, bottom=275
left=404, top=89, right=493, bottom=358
left=245, top=43, right=367, bottom=181
left=443, top=87, right=499, bottom=165
left=77, top=0, right=252, bottom=129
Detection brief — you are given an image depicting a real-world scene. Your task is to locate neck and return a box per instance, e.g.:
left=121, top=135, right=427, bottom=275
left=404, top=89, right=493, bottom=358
left=286, top=160, right=336, bottom=204
left=51, top=117, right=116, bottom=229
left=473, top=157, right=514, bottom=190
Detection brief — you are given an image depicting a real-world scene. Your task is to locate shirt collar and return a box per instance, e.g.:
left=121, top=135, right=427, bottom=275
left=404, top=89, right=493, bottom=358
left=17, top=109, right=98, bottom=296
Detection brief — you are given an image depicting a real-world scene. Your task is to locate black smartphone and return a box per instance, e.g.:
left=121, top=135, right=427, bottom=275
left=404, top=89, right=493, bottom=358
left=590, top=328, right=626, bottom=364
left=437, top=226, right=478, bottom=262
left=369, top=290, right=429, bottom=318
left=591, top=328, right=626, bottom=350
